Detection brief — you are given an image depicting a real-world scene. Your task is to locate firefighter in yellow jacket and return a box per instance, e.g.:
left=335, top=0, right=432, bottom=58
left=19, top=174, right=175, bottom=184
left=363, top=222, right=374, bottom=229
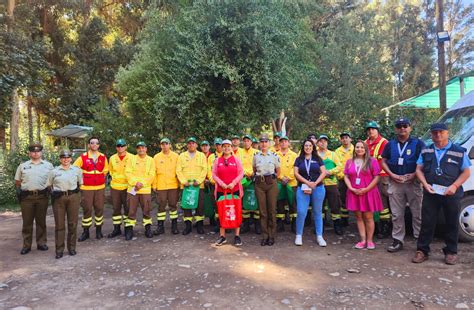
left=153, top=138, right=180, bottom=235
left=107, top=139, right=132, bottom=238
left=124, top=142, right=155, bottom=240
left=334, top=132, right=354, bottom=227
left=240, top=134, right=260, bottom=234
left=74, top=137, right=109, bottom=241
left=276, top=136, right=298, bottom=233
left=176, top=137, right=208, bottom=235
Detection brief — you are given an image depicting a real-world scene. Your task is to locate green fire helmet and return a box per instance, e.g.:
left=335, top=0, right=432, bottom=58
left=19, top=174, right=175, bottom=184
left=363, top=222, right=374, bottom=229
left=115, top=138, right=127, bottom=146
left=213, top=138, right=223, bottom=145
left=186, top=137, right=197, bottom=143
left=365, top=121, right=380, bottom=130
left=160, top=138, right=171, bottom=144
left=136, top=141, right=147, bottom=147
left=200, top=140, right=210, bottom=146
left=242, top=134, right=253, bottom=140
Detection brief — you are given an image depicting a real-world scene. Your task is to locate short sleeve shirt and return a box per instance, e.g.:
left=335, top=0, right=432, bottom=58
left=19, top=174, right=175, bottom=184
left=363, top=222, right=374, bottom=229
left=294, top=156, right=324, bottom=186
left=253, top=151, right=280, bottom=176
left=416, top=141, right=471, bottom=170
left=15, top=160, right=54, bottom=191
left=47, top=166, right=83, bottom=192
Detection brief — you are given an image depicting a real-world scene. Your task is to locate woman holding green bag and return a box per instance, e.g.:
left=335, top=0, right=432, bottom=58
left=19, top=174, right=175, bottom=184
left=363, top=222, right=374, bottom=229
left=212, top=139, right=244, bottom=246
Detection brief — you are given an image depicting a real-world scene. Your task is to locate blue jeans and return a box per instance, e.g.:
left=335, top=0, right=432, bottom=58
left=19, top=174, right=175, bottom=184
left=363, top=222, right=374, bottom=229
left=296, top=185, right=325, bottom=236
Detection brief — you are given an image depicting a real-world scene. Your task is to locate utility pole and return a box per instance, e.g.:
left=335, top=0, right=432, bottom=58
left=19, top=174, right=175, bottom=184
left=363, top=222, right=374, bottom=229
left=436, top=0, right=447, bottom=114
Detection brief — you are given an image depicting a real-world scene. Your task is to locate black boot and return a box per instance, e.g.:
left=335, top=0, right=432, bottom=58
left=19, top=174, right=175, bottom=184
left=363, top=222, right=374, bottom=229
left=107, top=224, right=121, bottom=238
left=196, top=221, right=205, bottom=234
left=255, top=220, right=262, bottom=235
left=154, top=221, right=165, bottom=235
left=171, top=219, right=179, bottom=234
left=78, top=228, right=89, bottom=242
left=182, top=221, right=192, bottom=235
left=277, top=219, right=285, bottom=232
left=291, top=218, right=296, bottom=233
left=240, top=219, right=250, bottom=234
left=334, top=219, right=344, bottom=236
left=96, top=226, right=104, bottom=239
left=145, top=224, right=153, bottom=238
left=125, top=226, right=133, bottom=240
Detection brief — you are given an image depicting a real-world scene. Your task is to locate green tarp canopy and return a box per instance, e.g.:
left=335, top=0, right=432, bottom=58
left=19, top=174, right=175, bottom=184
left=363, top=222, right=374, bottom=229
left=383, top=71, right=474, bottom=111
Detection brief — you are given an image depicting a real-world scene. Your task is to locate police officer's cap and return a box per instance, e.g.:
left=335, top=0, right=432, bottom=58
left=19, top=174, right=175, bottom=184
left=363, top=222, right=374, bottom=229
left=160, top=138, right=171, bottom=144
left=340, top=132, right=351, bottom=138
left=28, top=143, right=43, bottom=152
left=136, top=141, right=147, bottom=147
left=318, top=134, right=329, bottom=141
left=430, top=123, right=448, bottom=131
left=259, top=134, right=270, bottom=142
left=214, top=138, right=223, bottom=145
left=365, top=121, right=380, bottom=130
left=395, top=117, right=411, bottom=126
left=186, top=137, right=197, bottom=143
left=59, top=149, right=72, bottom=158
left=242, top=134, right=253, bottom=141
left=279, top=136, right=289, bottom=141
left=115, top=138, right=127, bottom=146
left=201, top=140, right=210, bottom=146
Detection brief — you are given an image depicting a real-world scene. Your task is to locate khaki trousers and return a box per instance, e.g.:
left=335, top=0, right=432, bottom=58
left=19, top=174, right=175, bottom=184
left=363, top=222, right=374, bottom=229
left=111, top=188, right=128, bottom=225
left=81, top=189, right=105, bottom=227
left=52, top=193, right=80, bottom=253
left=20, top=194, right=48, bottom=249
left=255, top=179, right=278, bottom=240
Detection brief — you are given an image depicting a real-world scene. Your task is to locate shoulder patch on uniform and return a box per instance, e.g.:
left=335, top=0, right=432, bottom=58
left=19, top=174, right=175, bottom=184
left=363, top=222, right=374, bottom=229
left=446, top=151, right=463, bottom=158
left=421, top=149, right=434, bottom=154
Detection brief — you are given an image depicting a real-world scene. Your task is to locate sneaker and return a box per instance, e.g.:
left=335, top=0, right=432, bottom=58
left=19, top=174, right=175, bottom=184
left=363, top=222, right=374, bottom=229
left=295, top=235, right=303, bottom=246
left=215, top=236, right=227, bottom=246
left=354, top=241, right=366, bottom=249
left=387, top=239, right=403, bottom=253
left=367, top=242, right=376, bottom=250
left=316, top=236, right=327, bottom=247
left=234, top=236, right=242, bottom=246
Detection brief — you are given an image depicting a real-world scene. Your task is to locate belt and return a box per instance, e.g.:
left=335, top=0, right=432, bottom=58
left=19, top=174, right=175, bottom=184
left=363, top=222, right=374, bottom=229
left=54, top=189, right=80, bottom=196
left=255, top=174, right=276, bottom=183
left=22, top=189, right=48, bottom=196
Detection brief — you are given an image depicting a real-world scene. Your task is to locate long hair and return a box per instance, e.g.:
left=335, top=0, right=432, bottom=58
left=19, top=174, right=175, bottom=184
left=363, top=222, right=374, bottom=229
left=298, top=139, right=323, bottom=164
left=352, top=140, right=372, bottom=171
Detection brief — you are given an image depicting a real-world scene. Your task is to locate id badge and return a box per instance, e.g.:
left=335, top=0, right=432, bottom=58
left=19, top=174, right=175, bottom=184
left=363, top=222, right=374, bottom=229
left=398, top=158, right=404, bottom=165
left=355, top=178, right=361, bottom=185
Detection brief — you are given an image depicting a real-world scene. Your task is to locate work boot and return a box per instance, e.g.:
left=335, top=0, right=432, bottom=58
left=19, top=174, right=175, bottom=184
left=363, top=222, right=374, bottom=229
left=196, top=221, right=205, bottom=234
left=154, top=220, right=165, bottom=235
left=78, top=228, right=89, bottom=242
left=240, top=219, right=250, bottom=234
left=334, top=219, right=344, bottom=236
left=125, top=226, right=134, bottom=241
left=145, top=224, right=153, bottom=238
left=290, top=218, right=296, bottom=233
left=182, top=221, right=192, bottom=235
left=277, top=219, right=285, bottom=232
left=255, top=220, right=262, bottom=235
left=96, top=226, right=104, bottom=240
left=171, top=219, right=179, bottom=235
left=107, top=224, right=122, bottom=238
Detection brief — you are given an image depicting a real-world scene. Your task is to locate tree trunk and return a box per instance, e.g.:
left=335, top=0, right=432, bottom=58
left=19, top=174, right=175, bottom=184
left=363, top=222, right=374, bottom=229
left=36, top=109, right=41, bottom=143
left=0, top=127, right=6, bottom=150
left=27, top=95, right=34, bottom=144
left=10, top=89, right=20, bottom=152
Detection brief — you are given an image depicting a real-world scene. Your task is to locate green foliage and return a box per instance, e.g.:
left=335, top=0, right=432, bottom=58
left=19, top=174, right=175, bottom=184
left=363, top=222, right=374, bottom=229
left=118, top=1, right=318, bottom=143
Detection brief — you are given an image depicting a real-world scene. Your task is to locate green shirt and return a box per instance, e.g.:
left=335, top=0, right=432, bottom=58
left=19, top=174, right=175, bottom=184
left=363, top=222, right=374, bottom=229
left=252, top=151, right=280, bottom=176
left=48, top=165, right=83, bottom=192
left=15, top=160, right=54, bottom=191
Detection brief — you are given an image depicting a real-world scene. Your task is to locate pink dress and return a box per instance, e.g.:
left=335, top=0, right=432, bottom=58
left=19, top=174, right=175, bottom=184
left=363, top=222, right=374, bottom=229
left=344, top=158, right=383, bottom=212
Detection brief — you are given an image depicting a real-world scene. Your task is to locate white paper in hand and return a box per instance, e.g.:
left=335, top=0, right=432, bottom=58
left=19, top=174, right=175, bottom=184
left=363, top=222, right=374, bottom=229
left=432, top=184, right=448, bottom=196
left=130, top=187, right=137, bottom=196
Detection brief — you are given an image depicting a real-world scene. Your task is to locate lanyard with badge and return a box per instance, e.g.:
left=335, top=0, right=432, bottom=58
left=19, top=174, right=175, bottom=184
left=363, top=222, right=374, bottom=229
left=304, top=158, right=312, bottom=181
left=355, top=163, right=362, bottom=185
left=397, top=142, right=409, bottom=165
left=435, top=148, right=447, bottom=176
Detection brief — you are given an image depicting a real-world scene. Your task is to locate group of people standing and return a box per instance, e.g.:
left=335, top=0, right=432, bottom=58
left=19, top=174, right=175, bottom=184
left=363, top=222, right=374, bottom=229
left=15, top=117, right=471, bottom=265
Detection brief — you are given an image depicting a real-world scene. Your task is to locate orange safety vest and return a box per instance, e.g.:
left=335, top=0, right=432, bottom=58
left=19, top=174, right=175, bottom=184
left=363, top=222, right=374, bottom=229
left=80, top=153, right=107, bottom=186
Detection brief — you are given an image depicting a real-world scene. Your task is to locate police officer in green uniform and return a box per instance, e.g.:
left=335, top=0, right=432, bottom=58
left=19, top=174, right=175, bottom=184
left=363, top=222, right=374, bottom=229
left=14, top=143, right=54, bottom=255
left=48, top=149, right=83, bottom=259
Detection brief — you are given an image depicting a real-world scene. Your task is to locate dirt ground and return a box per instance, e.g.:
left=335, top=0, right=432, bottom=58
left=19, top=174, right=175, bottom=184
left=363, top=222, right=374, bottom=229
left=0, top=206, right=473, bottom=310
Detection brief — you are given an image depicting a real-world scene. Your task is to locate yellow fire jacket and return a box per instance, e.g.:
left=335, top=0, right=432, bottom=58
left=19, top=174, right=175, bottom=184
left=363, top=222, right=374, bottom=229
left=109, top=152, right=132, bottom=190
left=335, top=144, right=354, bottom=180
left=176, top=151, right=207, bottom=189
left=276, top=149, right=298, bottom=187
left=125, top=154, right=156, bottom=194
left=153, top=151, right=179, bottom=190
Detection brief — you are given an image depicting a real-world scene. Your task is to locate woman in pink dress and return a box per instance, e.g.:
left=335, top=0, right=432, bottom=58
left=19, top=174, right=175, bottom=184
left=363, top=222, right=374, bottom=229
left=344, top=140, right=383, bottom=249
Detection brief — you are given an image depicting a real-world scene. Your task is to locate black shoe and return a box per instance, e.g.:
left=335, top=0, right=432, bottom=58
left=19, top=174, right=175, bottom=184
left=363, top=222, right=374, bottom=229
left=20, top=248, right=31, bottom=255
left=96, top=226, right=103, bottom=240
left=234, top=236, right=242, bottom=246
left=277, top=219, right=285, bottom=232
left=260, top=239, right=268, bottom=246
left=182, top=221, right=192, bottom=235
left=171, top=219, right=179, bottom=234
left=255, top=221, right=262, bottom=235
left=78, top=228, right=90, bottom=242
left=267, top=238, right=275, bottom=246
left=125, top=226, right=134, bottom=241
left=68, top=250, right=77, bottom=256
left=334, top=219, right=344, bottom=236
left=387, top=239, right=403, bottom=253
left=196, top=221, right=205, bottom=234
left=215, top=236, right=227, bottom=246
left=55, top=252, right=63, bottom=259
left=145, top=224, right=153, bottom=238
left=240, top=219, right=250, bottom=234
left=37, top=244, right=48, bottom=251
left=107, top=224, right=122, bottom=238
left=154, top=221, right=165, bottom=235
left=290, top=219, right=296, bottom=233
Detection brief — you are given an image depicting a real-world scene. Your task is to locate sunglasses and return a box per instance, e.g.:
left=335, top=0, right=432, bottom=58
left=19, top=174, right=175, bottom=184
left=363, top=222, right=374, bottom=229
left=396, top=124, right=409, bottom=129
left=116, top=145, right=126, bottom=147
